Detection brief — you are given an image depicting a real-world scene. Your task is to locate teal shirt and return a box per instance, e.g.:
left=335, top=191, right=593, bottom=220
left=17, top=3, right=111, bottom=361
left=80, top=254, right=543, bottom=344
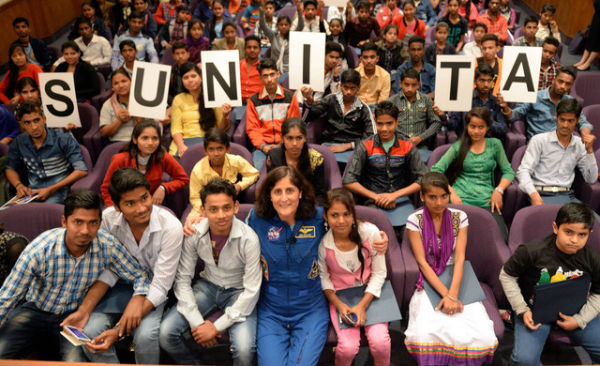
left=431, top=138, right=514, bottom=207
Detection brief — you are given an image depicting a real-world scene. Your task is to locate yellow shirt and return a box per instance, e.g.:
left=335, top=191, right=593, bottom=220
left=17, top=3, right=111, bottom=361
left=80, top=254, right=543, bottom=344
left=169, top=93, right=224, bottom=155
left=355, top=64, right=391, bottom=105
left=188, top=153, right=259, bottom=220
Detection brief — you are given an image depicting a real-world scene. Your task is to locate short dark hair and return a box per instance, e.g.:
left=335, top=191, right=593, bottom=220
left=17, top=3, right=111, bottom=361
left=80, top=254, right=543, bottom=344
left=258, top=58, right=279, bottom=74
left=473, top=22, right=488, bottom=33
left=340, top=69, right=361, bottom=85
left=523, top=15, right=539, bottom=27
left=119, top=39, right=136, bottom=52
left=400, top=68, right=420, bottom=82
left=13, top=17, right=29, bottom=27
left=543, top=36, right=560, bottom=49
left=304, top=0, right=317, bottom=7
left=541, top=3, right=556, bottom=14
left=555, top=202, right=594, bottom=230
left=325, top=41, right=343, bottom=56
left=481, top=34, right=499, bottom=46
left=108, top=168, right=151, bottom=209
left=265, top=0, right=275, bottom=6
left=355, top=0, right=369, bottom=11
left=64, top=190, right=102, bottom=219
left=176, top=4, right=190, bottom=12
left=558, top=65, right=577, bottom=80
left=245, top=35, right=261, bottom=47
left=435, top=21, right=449, bottom=31
left=129, top=10, right=144, bottom=20
left=200, top=178, right=237, bottom=206
left=475, top=63, right=494, bottom=80
left=383, top=24, right=398, bottom=36
left=77, top=17, right=93, bottom=28
left=408, top=35, right=425, bottom=47
left=204, top=127, right=230, bottom=149
left=172, top=41, right=188, bottom=52
left=256, top=166, right=316, bottom=220
left=15, top=101, right=43, bottom=121
left=556, top=98, right=582, bottom=119
left=374, top=100, right=399, bottom=120
left=222, top=20, right=237, bottom=33
left=360, top=42, right=378, bottom=54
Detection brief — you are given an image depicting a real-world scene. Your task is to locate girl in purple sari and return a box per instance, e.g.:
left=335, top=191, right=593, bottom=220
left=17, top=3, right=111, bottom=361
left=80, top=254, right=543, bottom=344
left=404, top=172, right=497, bottom=365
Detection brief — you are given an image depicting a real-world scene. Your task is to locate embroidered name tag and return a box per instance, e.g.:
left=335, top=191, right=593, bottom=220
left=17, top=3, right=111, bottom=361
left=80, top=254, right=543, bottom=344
left=296, top=226, right=316, bottom=239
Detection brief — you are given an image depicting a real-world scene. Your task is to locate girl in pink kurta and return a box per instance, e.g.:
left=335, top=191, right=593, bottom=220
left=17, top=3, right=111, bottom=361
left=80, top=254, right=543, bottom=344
left=318, top=188, right=390, bottom=366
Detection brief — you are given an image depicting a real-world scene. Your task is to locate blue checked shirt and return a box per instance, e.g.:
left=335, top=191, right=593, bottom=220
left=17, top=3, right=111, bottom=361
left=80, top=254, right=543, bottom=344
left=0, top=228, right=149, bottom=325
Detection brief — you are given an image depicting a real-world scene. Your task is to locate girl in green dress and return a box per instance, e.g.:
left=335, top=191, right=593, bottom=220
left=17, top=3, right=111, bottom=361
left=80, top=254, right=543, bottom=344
left=431, top=107, right=514, bottom=240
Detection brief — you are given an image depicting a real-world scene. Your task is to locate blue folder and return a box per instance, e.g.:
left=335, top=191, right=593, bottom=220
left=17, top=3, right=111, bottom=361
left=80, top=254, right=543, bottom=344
left=335, top=280, right=402, bottom=329
left=423, top=260, right=486, bottom=308
left=532, top=274, right=591, bottom=324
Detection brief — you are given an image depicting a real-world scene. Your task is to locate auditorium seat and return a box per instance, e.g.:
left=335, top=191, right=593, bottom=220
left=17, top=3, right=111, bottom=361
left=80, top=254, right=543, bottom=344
left=583, top=104, right=600, bottom=151
left=401, top=204, right=510, bottom=340
left=571, top=72, right=600, bottom=108
left=176, top=142, right=256, bottom=219
left=0, top=203, right=64, bottom=241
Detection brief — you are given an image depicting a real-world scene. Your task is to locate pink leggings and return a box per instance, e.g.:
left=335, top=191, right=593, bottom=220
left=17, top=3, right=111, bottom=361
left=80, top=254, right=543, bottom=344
left=329, top=304, right=391, bottom=366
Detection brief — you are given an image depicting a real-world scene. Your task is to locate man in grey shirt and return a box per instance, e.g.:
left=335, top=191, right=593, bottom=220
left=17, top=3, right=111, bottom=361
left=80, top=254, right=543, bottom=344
left=516, top=99, right=597, bottom=206
left=160, top=178, right=262, bottom=366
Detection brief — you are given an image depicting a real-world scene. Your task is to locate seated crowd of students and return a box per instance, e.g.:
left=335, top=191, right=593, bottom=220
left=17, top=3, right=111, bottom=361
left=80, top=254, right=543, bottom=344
left=1, top=0, right=600, bottom=365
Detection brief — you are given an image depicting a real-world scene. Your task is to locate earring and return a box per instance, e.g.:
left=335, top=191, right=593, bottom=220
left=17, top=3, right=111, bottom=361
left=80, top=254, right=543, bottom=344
left=324, top=221, right=330, bottom=231
left=352, top=222, right=357, bottom=229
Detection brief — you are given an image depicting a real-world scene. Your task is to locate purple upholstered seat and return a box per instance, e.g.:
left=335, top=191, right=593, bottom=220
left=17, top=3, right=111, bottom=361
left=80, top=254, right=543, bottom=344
left=571, top=72, right=600, bottom=108
left=508, top=204, right=600, bottom=345
left=0, top=202, right=64, bottom=241
left=401, top=204, right=511, bottom=339
left=176, top=142, right=256, bottom=219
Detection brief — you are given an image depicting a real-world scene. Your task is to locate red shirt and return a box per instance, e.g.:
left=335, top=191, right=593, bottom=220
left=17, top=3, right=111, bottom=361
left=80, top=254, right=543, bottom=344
left=392, top=15, right=426, bottom=42
left=240, top=58, right=262, bottom=101
left=0, top=63, right=42, bottom=104
left=101, top=151, right=189, bottom=206
left=476, top=11, right=508, bottom=43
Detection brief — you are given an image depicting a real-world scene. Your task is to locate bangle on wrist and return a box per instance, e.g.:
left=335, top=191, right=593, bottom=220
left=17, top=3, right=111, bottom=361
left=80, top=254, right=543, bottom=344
left=495, top=187, right=504, bottom=194
left=15, top=183, right=23, bottom=188
left=446, top=294, right=458, bottom=302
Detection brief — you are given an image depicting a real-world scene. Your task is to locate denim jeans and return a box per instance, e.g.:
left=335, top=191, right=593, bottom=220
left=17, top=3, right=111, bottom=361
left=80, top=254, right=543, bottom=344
left=159, top=278, right=257, bottom=366
left=0, top=302, right=86, bottom=361
left=511, top=314, right=600, bottom=365
left=321, top=143, right=354, bottom=163
left=82, top=302, right=165, bottom=364
left=252, top=149, right=267, bottom=171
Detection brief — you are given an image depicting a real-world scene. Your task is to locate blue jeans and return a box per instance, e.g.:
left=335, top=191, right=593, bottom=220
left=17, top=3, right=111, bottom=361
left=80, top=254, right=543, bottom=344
left=252, top=149, right=267, bottom=171
left=82, top=302, right=165, bottom=364
left=511, top=314, right=600, bottom=365
left=374, top=196, right=414, bottom=227
left=417, top=147, right=432, bottom=164
left=0, top=302, right=86, bottom=361
left=159, top=278, right=257, bottom=366
left=321, top=143, right=354, bottom=163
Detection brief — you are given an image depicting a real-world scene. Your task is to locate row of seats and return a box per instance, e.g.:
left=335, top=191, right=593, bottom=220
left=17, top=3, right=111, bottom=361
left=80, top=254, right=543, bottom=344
left=2, top=200, right=594, bottom=348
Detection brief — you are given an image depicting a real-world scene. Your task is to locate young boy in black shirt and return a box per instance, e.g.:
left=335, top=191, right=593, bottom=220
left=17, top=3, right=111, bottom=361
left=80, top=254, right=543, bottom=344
left=500, top=202, right=600, bottom=365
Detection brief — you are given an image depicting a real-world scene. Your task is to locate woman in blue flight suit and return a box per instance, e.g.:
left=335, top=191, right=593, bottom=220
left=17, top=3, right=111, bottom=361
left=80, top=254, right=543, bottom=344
left=248, top=166, right=328, bottom=366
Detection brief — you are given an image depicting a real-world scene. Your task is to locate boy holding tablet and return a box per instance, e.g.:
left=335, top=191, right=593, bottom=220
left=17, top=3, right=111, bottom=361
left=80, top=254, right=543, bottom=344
left=500, top=202, right=600, bottom=365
